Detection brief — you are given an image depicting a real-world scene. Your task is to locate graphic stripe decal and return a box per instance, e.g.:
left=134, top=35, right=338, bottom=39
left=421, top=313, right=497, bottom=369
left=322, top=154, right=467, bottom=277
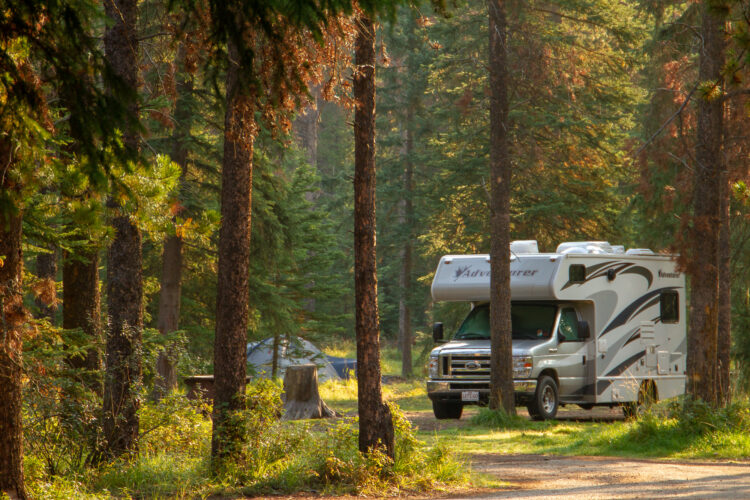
left=605, top=350, right=646, bottom=377
left=620, top=266, right=654, bottom=288
left=561, top=262, right=654, bottom=290
left=600, top=287, right=679, bottom=337
left=632, top=296, right=660, bottom=321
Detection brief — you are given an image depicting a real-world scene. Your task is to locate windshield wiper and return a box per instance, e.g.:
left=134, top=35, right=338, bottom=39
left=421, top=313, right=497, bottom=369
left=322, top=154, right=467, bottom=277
left=456, top=332, right=489, bottom=340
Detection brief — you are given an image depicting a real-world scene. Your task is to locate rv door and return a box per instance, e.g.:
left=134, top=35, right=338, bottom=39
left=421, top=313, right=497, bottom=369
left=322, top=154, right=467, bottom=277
left=552, top=307, right=593, bottom=403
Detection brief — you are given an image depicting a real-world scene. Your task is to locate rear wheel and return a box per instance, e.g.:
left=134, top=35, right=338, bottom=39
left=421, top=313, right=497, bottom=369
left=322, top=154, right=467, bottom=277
left=432, top=400, right=463, bottom=419
left=527, top=375, right=559, bottom=421
left=623, top=382, right=656, bottom=419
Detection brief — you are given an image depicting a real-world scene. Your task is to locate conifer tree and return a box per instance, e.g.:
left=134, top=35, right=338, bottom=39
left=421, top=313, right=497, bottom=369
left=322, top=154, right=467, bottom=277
left=686, top=0, right=728, bottom=405
left=102, top=0, right=144, bottom=458
left=354, top=11, right=395, bottom=458
left=488, top=0, right=514, bottom=414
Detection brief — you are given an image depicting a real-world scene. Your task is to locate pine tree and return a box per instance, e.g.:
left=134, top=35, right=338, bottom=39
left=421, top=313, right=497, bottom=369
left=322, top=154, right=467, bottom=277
left=354, top=12, right=395, bottom=458
left=686, top=0, right=728, bottom=405
left=488, top=0, right=515, bottom=414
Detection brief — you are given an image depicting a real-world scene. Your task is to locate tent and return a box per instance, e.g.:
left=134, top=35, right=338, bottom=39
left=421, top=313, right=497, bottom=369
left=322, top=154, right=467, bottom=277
left=246, top=337, right=354, bottom=382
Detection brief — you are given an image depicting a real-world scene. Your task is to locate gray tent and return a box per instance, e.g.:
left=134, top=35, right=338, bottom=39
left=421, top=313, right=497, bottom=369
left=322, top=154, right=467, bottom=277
left=246, top=337, right=341, bottom=382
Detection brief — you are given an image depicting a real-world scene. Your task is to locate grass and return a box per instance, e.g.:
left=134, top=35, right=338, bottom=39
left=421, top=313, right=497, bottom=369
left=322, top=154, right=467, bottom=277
left=414, top=400, right=750, bottom=461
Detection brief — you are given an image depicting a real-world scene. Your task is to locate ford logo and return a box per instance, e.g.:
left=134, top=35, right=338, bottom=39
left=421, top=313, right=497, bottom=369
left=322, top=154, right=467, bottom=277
left=464, top=360, right=481, bottom=370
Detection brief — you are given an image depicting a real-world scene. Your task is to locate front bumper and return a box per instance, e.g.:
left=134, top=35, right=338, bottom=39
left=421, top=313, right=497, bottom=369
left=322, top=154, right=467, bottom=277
left=427, top=379, right=537, bottom=405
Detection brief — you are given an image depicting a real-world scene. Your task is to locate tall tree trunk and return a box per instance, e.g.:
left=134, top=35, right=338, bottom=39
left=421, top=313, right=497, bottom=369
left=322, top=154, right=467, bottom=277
left=686, top=1, right=726, bottom=406
left=717, top=169, right=731, bottom=404
left=63, top=250, right=102, bottom=393
left=102, top=0, right=142, bottom=458
left=154, top=42, right=194, bottom=399
left=353, top=13, right=394, bottom=458
left=294, top=86, right=320, bottom=314
left=211, top=38, right=255, bottom=464
left=488, top=0, right=515, bottom=414
left=0, top=138, right=28, bottom=500
left=294, top=85, right=320, bottom=171
left=34, top=244, right=57, bottom=322
left=398, top=117, right=414, bottom=379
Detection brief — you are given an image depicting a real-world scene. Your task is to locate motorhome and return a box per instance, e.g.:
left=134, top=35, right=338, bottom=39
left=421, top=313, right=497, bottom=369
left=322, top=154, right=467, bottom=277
left=427, top=241, right=687, bottom=420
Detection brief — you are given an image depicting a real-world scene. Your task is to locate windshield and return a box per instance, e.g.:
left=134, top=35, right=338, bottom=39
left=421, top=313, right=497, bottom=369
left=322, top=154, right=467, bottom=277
left=453, top=303, right=558, bottom=340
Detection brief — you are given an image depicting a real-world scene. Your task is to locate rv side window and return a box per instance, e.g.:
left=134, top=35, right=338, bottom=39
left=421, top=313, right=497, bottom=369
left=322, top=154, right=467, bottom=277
left=569, top=264, right=585, bottom=283
left=558, top=308, right=580, bottom=341
left=661, top=291, right=679, bottom=323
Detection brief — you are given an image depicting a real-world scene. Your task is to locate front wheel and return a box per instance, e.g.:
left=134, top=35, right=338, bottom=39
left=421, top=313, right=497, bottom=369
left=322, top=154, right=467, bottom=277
left=432, top=400, right=463, bottom=419
left=527, top=375, right=559, bottom=421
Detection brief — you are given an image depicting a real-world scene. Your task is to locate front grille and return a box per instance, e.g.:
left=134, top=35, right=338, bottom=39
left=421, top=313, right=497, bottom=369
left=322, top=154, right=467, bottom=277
left=449, top=382, right=490, bottom=390
left=441, top=354, right=490, bottom=378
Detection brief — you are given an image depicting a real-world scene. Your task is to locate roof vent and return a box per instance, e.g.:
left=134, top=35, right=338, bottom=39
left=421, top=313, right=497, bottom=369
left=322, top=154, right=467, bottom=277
left=625, top=248, right=655, bottom=255
left=556, top=241, right=613, bottom=255
left=510, top=240, right=539, bottom=254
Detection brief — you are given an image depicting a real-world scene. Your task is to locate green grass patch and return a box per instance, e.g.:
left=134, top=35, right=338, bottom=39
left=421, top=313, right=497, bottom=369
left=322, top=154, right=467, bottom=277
left=417, top=398, right=750, bottom=461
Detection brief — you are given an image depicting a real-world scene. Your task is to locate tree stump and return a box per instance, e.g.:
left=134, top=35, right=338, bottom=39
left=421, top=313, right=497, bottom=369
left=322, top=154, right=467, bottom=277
left=282, top=364, right=337, bottom=420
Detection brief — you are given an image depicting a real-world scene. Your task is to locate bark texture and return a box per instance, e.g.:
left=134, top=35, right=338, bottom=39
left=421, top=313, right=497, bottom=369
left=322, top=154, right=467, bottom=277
left=0, top=138, right=28, bottom=500
left=63, top=250, right=102, bottom=393
left=154, top=44, right=193, bottom=398
left=398, top=115, right=414, bottom=379
left=717, top=170, right=731, bottom=404
left=34, top=245, right=57, bottom=322
left=686, top=2, right=725, bottom=406
left=211, top=38, right=255, bottom=462
left=102, top=0, right=143, bottom=458
left=488, top=0, right=515, bottom=414
left=293, top=85, right=320, bottom=171
left=281, top=365, right=336, bottom=420
left=353, top=14, right=394, bottom=459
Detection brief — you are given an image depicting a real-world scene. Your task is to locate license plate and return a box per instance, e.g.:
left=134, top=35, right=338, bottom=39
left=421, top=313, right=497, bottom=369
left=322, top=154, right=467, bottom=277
left=461, top=391, right=479, bottom=402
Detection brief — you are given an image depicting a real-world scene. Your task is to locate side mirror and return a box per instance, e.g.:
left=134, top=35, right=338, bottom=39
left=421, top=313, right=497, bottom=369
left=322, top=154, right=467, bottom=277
left=432, top=322, right=444, bottom=343
left=578, top=320, right=591, bottom=339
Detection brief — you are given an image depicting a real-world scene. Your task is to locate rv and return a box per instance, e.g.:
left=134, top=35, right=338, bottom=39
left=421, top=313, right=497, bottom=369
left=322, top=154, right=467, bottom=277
left=427, top=241, right=687, bottom=420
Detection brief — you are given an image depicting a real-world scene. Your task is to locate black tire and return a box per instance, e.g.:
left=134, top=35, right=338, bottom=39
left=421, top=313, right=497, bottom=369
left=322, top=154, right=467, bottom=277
left=527, top=375, right=559, bottom=421
left=623, top=382, right=656, bottom=419
left=432, top=400, right=463, bottom=420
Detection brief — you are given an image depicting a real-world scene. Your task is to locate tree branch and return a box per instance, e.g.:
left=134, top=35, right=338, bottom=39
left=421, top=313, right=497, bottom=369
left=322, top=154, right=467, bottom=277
left=634, top=84, right=697, bottom=157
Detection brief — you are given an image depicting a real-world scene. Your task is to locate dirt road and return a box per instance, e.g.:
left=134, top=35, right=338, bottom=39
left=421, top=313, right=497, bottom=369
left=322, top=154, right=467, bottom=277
left=459, top=454, right=750, bottom=499
left=414, top=406, right=750, bottom=499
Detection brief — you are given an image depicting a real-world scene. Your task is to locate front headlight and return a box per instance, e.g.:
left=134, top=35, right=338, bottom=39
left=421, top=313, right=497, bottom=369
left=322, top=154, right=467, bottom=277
left=429, top=355, right=439, bottom=378
left=513, top=355, right=532, bottom=378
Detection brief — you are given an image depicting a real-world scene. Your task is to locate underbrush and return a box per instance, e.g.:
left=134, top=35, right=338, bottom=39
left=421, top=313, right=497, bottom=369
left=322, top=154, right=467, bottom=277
left=25, top=380, right=466, bottom=499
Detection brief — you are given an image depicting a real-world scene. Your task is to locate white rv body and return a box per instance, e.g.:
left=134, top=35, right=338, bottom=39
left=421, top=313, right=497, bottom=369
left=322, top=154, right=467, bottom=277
left=427, top=241, right=687, bottom=419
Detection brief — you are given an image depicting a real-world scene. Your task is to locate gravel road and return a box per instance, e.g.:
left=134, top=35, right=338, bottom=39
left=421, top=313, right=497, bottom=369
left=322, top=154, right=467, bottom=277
left=410, top=405, right=750, bottom=499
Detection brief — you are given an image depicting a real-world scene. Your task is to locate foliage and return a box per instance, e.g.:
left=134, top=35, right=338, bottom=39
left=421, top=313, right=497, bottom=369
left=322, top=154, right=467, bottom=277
left=23, top=378, right=465, bottom=498
left=23, top=321, right=103, bottom=477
